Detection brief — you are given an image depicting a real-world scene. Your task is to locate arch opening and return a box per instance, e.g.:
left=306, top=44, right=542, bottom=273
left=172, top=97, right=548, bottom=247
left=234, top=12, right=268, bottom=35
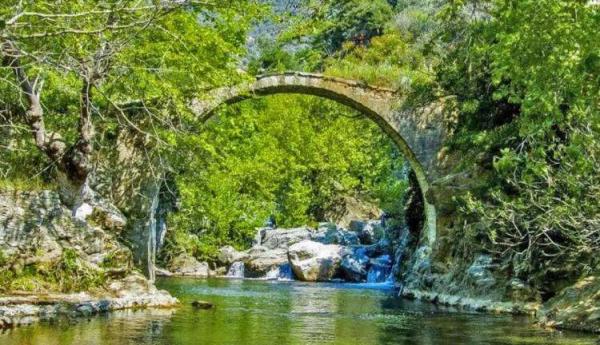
left=191, top=73, right=437, bottom=248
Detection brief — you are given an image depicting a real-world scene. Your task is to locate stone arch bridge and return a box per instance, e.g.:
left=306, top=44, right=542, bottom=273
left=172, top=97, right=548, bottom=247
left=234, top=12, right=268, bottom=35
left=190, top=72, right=449, bottom=247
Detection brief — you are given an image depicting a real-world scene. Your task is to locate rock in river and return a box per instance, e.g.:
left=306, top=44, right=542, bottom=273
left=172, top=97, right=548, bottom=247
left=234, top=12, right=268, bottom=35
left=167, top=253, right=210, bottom=277
left=217, top=245, right=248, bottom=266
left=288, top=240, right=347, bottom=282
left=191, top=301, right=214, bottom=309
left=243, top=246, right=289, bottom=278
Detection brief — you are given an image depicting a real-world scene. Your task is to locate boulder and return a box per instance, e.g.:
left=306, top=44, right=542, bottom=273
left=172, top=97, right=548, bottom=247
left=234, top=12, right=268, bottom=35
left=217, top=245, right=248, bottom=266
left=288, top=240, right=346, bottom=282
left=349, top=220, right=385, bottom=245
left=243, top=246, right=288, bottom=278
left=155, top=267, right=173, bottom=277
left=191, top=300, right=214, bottom=309
left=340, top=257, right=367, bottom=282
left=312, top=223, right=359, bottom=246
left=167, top=253, right=210, bottom=277
left=540, top=276, right=600, bottom=333
left=259, top=227, right=312, bottom=250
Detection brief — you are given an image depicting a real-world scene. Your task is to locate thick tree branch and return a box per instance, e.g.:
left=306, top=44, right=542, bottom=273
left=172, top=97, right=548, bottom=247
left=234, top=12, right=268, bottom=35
left=0, top=40, right=67, bottom=162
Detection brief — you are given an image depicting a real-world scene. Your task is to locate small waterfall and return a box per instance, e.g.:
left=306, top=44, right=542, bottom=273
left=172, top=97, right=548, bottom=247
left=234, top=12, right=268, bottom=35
left=227, top=261, right=245, bottom=278
left=278, top=263, right=293, bottom=281
left=146, top=184, right=160, bottom=283
left=264, top=263, right=293, bottom=281
left=367, top=255, right=392, bottom=283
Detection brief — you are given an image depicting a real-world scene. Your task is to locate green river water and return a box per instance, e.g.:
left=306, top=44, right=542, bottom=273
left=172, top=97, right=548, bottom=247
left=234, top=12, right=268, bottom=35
left=0, top=277, right=597, bottom=345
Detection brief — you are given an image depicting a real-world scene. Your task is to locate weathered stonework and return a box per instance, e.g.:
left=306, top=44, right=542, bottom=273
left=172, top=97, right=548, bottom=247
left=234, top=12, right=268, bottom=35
left=191, top=72, right=451, bottom=248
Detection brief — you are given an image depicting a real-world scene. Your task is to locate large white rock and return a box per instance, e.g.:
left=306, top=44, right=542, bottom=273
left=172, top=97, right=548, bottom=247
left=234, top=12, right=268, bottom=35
left=288, top=240, right=347, bottom=282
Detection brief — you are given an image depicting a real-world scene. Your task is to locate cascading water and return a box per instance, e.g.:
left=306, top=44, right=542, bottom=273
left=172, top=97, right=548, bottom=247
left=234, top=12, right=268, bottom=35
left=366, top=255, right=392, bottom=283
left=226, top=262, right=245, bottom=278
left=264, top=263, right=293, bottom=281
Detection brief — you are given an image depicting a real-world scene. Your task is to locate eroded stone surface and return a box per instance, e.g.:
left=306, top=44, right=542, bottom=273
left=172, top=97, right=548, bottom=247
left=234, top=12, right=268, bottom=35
left=540, top=276, right=600, bottom=333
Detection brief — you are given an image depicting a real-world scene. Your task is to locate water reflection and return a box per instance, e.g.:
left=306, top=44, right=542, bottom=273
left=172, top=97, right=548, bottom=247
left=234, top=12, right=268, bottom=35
left=1, top=308, right=175, bottom=345
left=0, top=278, right=596, bottom=345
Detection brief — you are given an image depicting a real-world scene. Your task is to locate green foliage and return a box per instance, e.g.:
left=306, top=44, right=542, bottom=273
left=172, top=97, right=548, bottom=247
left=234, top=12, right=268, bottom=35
left=53, top=248, right=105, bottom=292
left=324, top=33, right=434, bottom=91
left=163, top=95, right=406, bottom=259
left=0, top=1, right=263, bottom=183
left=0, top=249, right=105, bottom=293
left=281, top=0, right=395, bottom=54
left=440, top=0, right=600, bottom=291
left=0, top=125, right=55, bottom=190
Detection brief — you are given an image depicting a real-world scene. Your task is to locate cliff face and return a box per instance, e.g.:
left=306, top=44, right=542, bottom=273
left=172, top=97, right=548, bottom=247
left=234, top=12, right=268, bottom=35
left=396, top=150, right=600, bottom=333
left=0, top=189, right=157, bottom=296
left=0, top=189, right=177, bottom=328
left=0, top=190, right=128, bottom=289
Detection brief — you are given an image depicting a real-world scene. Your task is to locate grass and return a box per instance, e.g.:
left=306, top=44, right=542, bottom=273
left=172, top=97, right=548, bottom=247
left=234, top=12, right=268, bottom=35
left=0, top=249, right=107, bottom=294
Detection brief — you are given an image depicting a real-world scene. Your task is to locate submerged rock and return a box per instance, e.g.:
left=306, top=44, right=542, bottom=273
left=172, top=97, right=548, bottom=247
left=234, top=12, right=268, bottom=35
left=288, top=240, right=347, bottom=282
left=191, top=301, right=214, bottom=309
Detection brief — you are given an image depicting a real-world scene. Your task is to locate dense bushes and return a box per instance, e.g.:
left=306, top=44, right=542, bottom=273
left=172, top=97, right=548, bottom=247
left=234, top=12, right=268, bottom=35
left=439, top=0, right=600, bottom=292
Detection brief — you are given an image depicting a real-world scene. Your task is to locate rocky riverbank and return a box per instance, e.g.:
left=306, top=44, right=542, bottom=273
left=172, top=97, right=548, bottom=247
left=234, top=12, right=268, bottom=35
left=0, top=273, right=177, bottom=329
left=162, top=220, right=395, bottom=283
left=0, top=190, right=178, bottom=329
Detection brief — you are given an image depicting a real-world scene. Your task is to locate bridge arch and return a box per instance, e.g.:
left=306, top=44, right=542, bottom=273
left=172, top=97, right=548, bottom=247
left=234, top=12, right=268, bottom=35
left=191, top=72, right=444, bottom=247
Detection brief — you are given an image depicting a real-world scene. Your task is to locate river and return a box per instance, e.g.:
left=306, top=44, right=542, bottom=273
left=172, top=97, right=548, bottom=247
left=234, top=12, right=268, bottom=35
left=0, top=277, right=597, bottom=345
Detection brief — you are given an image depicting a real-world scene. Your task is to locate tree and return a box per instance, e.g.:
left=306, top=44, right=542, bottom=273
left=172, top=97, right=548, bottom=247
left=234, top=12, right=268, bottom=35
left=0, top=1, right=260, bottom=206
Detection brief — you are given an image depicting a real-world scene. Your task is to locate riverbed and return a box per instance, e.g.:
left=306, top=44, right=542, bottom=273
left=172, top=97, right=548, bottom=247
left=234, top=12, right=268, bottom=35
left=0, top=277, right=596, bottom=345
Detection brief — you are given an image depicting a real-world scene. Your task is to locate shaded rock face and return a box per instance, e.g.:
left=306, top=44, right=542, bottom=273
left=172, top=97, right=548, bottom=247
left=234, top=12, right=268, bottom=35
left=243, top=246, right=289, bottom=278
left=540, top=276, right=600, bottom=333
left=0, top=190, right=178, bottom=330
left=0, top=190, right=132, bottom=282
left=367, top=255, right=392, bottom=283
left=466, top=255, right=497, bottom=289
left=340, top=248, right=369, bottom=282
left=217, top=245, right=248, bottom=266
left=257, top=227, right=312, bottom=250
left=348, top=220, right=385, bottom=245
left=324, top=196, right=383, bottom=229
left=312, top=223, right=360, bottom=246
left=167, top=253, right=210, bottom=277
left=288, top=240, right=347, bottom=282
